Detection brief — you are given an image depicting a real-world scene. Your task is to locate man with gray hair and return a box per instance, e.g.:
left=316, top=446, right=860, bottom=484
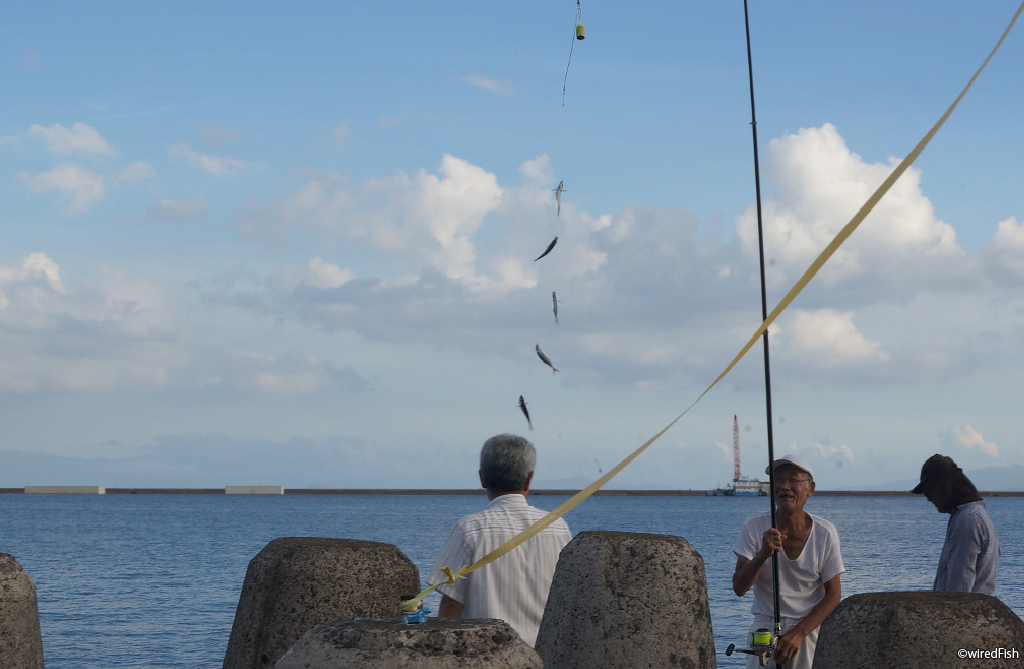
left=429, top=434, right=571, bottom=646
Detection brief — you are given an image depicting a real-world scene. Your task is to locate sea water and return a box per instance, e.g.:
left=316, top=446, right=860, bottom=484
left=0, top=493, right=1021, bottom=668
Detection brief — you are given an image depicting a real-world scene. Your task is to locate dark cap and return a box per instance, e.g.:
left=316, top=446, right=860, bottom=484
left=911, top=454, right=960, bottom=494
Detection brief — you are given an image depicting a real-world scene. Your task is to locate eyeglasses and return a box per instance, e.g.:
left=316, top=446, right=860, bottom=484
left=775, top=477, right=811, bottom=486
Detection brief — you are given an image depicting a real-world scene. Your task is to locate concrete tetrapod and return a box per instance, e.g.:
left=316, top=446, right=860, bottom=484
left=0, top=553, right=45, bottom=669
left=274, top=618, right=542, bottom=668
left=222, top=537, right=420, bottom=669
left=815, top=592, right=1024, bottom=668
left=535, top=530, right=717, bottom=669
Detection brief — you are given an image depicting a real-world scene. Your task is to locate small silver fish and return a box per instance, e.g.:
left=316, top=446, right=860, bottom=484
left=552, top=291, right=559, bottom=325
left=552, top=180, right=565, bottom=217
left=534, top=237, right=558, bottom=262
left=518, top=395, right=534, bottom=431
left=536, top=343, right=559, bottom=374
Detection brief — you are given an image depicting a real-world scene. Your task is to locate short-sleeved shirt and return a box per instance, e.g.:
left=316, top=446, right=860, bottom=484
left=733, top=511, right=845, bottom=620
left=934, top=500, right=1000, bottom=594
left=429, top=494, right=572, bottom=646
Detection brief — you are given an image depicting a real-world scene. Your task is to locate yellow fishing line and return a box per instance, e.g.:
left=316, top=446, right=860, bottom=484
left=406, top=2, right=1024, bottom=612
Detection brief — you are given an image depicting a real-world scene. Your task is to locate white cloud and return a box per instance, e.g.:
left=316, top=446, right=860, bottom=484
left=145, top=196, right=206, bottom=222
left=0, top=255, right=188, bottom=393
left=519, top=155, right=553, bottom=185
left=20, top=163, right=105, bottom=212
left=115, top=161, right=155, bottom=182
left=779, top=308, right=889, bottom=366
left=168, top=142, right=257, bottom=176
left=29, top=122, right=117, bottom=155
left=304, top=257, right=355, bottom=289
left=949, top=424, right=999, bottom=458
left=236, top=154, right=503, bottom=284
left=984, top=217, right=1024, bottom=283
left=0, top=253, right=66, bottom=308
left=462, top=74, right=512, bottom=96
left=738, top=123, right=965, bottom=299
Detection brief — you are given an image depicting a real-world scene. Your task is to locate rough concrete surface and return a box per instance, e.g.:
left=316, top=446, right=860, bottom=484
left=815, top=592, right=1024, bottom=668
left=222, top=537, right=420, bottom=669
left=0, top=553, right=45, bottom=669
left=274, top=618, right=542, bottom=669
left=535, top=531, right=717, bottom=669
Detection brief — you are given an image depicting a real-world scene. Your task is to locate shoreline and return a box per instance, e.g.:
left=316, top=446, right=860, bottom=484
left=2, top=487, right=1022, bottom=496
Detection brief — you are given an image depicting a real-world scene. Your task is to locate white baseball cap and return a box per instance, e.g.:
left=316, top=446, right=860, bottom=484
left=766, top=454, right=814, bottom=481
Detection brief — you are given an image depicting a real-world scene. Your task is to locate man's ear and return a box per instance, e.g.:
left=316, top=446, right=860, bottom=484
left=479, top=470, right=486, bottom=489
left=523, top=471, right=535, bottom=493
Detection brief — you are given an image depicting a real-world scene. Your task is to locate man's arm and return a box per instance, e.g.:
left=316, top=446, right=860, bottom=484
left=941, top=513, right=982, bottom=592
left=773, top=574, right=842, bottom=665
left=438, top=594, right=464, bottom=618
left=733, top=528, right=783, bottom=596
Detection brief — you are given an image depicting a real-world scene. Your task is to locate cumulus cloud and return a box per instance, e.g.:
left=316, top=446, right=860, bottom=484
left=0, top=254, right=188, bottom=393
left=204, top=350, right=369, bottom=395
left=777, top=308, right=889, bottom=366
left=236, top=154, right=503, bottom=284
left=303, top=257, right=355, bottom=289
left=519, top=154, right=553, bottom=185
left=983, top=217, right=1024, bottom=284
left=168, top=142, right=257, bottom=176
left=29, top=122, right=117, bottom=155
left=145, top=196, right=206, bottom=222
left=20, top=163, right=105, bottom=212
left=115, top=161, right=155, bottom=182
left=947, top=424, right=999, bottom=458
left=462, top=74, right=512, bottom=96
left=738, top=123, right=967, bottom=303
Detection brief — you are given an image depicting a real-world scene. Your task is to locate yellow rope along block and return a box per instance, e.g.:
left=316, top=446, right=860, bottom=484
left=407, top=1, right=1024, bottom=614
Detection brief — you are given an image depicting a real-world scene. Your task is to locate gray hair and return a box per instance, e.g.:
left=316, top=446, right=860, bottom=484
left=479, top=434, right=536, bottom=494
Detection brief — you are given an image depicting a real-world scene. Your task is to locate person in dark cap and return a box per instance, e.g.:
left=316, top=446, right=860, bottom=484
left=911, top=453, right=1000, bottom=594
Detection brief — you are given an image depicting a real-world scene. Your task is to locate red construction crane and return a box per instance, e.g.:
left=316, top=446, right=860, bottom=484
left=733, top=414, right=741, bottom=481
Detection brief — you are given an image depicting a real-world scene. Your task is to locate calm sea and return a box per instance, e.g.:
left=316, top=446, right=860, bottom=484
left=0, top=493, right=1020, bottom=668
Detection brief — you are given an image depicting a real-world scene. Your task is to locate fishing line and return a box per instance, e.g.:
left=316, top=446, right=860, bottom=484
left=406, top=1, right=1024, bottom=613
left=562, top=0, right=583, bottom=106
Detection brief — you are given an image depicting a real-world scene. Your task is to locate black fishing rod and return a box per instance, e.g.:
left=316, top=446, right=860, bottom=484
left=726, top=0, right=782, bottom=665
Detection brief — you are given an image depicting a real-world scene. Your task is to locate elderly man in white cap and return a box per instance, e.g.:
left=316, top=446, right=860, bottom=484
left=731, top=454, right=845, bottom=669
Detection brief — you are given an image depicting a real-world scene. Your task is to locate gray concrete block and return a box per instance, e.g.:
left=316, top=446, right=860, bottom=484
left=222, top=537, right=420, bottom=669
left=815, top=592, right=1024, bottom=668
left=535, top=531, right=717, bottom=669
left=274, top=618, right=542, bottom=668
left=0, top=554, right=45, bottom=669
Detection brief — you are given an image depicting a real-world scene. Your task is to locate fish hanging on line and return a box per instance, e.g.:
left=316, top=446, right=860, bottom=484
left=518, top=395, right=534, bottom=431
left=535, top=237, right=558, bottom=261
left=536, top=343, right=560, bottom=374
left=553, top=180, right=565, bottom=217
left=552, top=291, right=560, bottom=325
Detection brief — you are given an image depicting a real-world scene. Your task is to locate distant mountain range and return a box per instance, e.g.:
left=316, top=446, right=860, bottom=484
left=537, top=465, right=1024, bottom=493
left=866, top=464, right=1024, bottom=493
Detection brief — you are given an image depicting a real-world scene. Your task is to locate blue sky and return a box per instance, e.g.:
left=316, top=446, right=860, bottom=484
left=1, top=1, right=1023, bottom=490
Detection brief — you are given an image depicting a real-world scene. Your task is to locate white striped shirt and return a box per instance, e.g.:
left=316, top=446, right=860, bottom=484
left=429, top=493, right=572, bottom=646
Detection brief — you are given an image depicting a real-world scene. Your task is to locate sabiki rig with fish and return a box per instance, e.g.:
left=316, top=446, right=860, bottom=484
left=518, top=395, right=534, bottom=431
left=535, top=344, right=559, bottom=374
left=534, top=237, right=558, bottom=262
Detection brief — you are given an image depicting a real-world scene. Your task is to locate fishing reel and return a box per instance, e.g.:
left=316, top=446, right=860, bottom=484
left=398, top=595, right=431, bottom=625
left=725, top=627, right=775, bottom=666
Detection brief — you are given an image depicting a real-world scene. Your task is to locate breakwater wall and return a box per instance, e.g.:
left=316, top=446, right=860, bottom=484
left=3, top=487, right=1021, bottom=496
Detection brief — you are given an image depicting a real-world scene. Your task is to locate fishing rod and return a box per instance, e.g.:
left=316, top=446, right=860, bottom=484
left=725, top=0, right=782, bottom=665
